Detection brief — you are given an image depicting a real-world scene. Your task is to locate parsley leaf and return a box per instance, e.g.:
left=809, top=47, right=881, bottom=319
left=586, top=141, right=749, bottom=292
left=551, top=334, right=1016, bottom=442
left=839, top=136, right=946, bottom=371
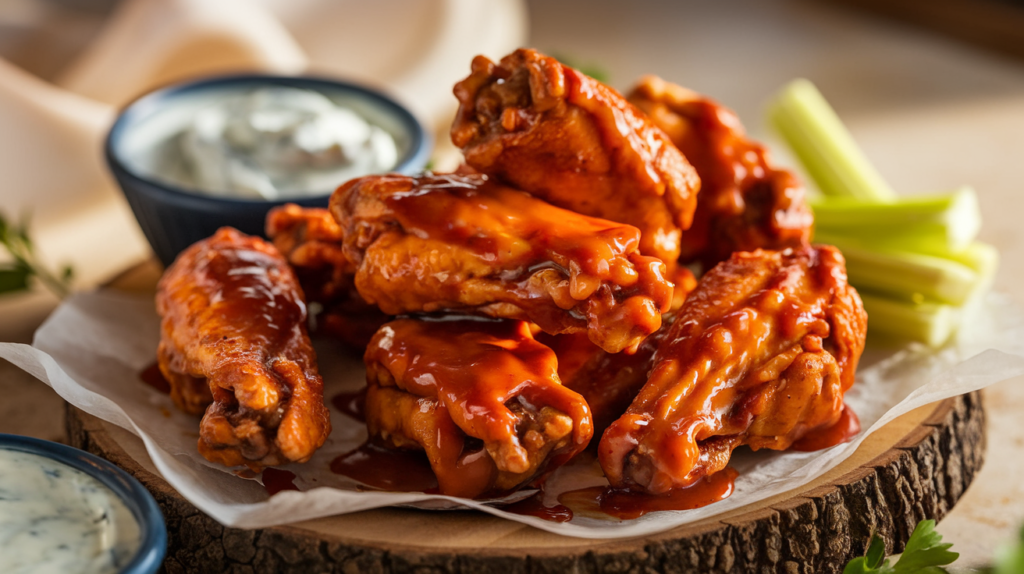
left=551, top=53, right=610, bottom=84
left=844, top=520, right=958, bottom=574
left=0, top=211, right=73, bottom=298
left=992, top=523, right=1024, bottom=574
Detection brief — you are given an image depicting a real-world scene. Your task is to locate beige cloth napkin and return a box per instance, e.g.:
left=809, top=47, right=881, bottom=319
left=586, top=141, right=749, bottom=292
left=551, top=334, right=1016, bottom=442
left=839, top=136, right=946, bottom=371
left=0, top=0, right=526, bottom=288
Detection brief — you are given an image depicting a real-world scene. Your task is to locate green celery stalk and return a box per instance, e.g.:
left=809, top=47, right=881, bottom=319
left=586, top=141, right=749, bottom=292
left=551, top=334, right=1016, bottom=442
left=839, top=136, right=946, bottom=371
left=834, top=243, right=979, bottom=306
left=949, top=241, right=1000, bottom=304
left=859, top=292, right=958, bottom=348
left=768, top=79, right=897, bottom=201
left=810, top=186, right=981, bottom=254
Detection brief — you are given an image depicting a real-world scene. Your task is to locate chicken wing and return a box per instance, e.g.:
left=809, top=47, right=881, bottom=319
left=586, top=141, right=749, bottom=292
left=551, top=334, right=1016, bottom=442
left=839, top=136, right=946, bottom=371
left=363, top=318, right=593, bottom=498
left=600, top=245, right=867, bottom=494
left=266, top=203, right=354, bottom=304
left=156, top=227, right=331, bottom=471
left=628, top=76, right=813, bottom=269
left=329, top=172, right=674, bottom=354
left=266, top=203, right=389, bottom=349
left=451, top=48, right=701, bottom=265
left=538, top=268, right=697, bottom=437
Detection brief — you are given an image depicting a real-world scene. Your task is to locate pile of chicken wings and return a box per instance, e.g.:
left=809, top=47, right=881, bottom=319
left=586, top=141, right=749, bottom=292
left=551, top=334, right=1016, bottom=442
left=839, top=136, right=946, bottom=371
left=155, top=49, right=867, bottom=500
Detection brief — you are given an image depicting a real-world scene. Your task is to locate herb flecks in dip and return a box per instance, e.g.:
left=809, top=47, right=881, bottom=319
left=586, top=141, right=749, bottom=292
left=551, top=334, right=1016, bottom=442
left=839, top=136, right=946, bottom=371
left=177, top=87, right=399, bottom=199
left=0, top=449, right=141, bottom=574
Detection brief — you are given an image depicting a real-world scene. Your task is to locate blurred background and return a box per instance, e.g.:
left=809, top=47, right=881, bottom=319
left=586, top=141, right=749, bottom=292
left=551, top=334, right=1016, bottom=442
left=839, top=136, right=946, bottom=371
left=2, top=0, right=1024, bottom=567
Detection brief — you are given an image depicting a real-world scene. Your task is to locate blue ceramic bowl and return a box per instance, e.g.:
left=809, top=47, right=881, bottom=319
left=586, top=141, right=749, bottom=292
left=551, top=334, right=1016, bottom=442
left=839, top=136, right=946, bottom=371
left=106, top=74, right=432, bottom=267
left=0, top=433, right=166, bottom=574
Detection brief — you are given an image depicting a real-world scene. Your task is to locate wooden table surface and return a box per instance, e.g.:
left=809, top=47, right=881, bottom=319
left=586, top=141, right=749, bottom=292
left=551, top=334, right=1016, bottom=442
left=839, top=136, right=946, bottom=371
left=2, top=0, right=1024, bottom=569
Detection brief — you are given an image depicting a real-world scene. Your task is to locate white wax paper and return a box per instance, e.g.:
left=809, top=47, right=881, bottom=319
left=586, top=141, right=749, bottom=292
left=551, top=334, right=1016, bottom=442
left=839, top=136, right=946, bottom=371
left=2, top=289, right=1024, bottom=539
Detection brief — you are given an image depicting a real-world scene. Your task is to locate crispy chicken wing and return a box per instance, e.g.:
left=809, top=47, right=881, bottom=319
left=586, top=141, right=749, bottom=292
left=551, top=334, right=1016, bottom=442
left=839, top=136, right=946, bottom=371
left=628, top=76, right=813, bottom=269
left=600, top=245, right=867, bottom=494
left=451, top=49, right=701, bottom=265
left=363, top=318, right=593, bottom=498
left=538, top=269, right=697, bottom=437
left=329, top=172, right=674, bottom=354
left=156, top=227, right=331, bottom=471
left=266, top=204, right=389, bottom=349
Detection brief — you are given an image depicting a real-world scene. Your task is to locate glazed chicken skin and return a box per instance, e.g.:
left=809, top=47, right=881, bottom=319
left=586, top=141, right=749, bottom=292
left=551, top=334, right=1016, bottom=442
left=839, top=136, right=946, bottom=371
left=600, top=245, right=867, bottom=494
left=266, top=204, right=389, bottom=349
left=628, top=76, right=813, bottom=269
left=538, top=269, right=697, bottom=437
left=329, top=172, right=675, bottom=354
left=156, top=227, right=331, bottom=471
left=451, top=48, right=701, bottom=265
left=538, top=328, right=662, bottom=440
left=363, top=318, right=593, bottom=498
left=266, top=203, right=353, bottom=304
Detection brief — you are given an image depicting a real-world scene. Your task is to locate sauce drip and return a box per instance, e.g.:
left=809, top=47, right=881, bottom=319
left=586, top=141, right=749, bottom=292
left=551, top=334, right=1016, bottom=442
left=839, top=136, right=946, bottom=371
left=336, top=172, right=674, bottom=354
left=503, top=492, right=574, bottom=523
left=138, top=361, right=171, bottom=394
left=330, top=443, right=438, bottom=492
left=558, top=467, right=737, bottom=520
left=262, top=468, right=299, bottom=496
left=790, top=405, right=861, bottom=452
left=331, top=388, right=367, bottom=422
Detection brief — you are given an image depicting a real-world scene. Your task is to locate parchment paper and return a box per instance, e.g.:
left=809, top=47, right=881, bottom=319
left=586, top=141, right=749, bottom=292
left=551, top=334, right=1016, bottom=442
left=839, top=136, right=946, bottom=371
left=2, top=289, right=1023, bottom=539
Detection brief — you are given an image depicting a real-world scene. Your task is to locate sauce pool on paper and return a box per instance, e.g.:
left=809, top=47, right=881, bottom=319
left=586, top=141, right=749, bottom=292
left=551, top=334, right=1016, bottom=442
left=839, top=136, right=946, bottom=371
left=558, top=467, right=738, bottom=520
left=139, top=360, right=171, bottom=394
left=330, top=443, right=439, bottom=492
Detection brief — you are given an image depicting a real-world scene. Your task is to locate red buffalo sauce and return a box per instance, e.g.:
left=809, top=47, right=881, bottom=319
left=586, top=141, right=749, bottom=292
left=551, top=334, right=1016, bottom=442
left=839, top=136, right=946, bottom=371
left=790, top=405, right=860, bottom=452
left=331, top=388, right=366, bottom=422
left=138, top=361, right=171, bottom=394
left=262, top=468, right=299, bottom=495
left=503, top=492, right=574, bottom=523
left=334, top=173, right=674, bottom=354
left=558, top=467, right=737, bottom=520
left=330, top=443, right=438, bottom=492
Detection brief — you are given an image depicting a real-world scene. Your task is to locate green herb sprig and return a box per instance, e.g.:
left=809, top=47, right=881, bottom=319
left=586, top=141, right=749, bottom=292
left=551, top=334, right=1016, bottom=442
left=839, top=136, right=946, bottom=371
left=0, top=212, right=73, bottom=298
left=844, top=520, right=958, bottom=574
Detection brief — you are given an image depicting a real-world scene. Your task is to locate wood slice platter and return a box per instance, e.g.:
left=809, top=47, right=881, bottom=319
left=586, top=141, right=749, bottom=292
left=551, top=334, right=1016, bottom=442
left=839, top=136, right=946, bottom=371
left=66, top=260, right=987, bottom=574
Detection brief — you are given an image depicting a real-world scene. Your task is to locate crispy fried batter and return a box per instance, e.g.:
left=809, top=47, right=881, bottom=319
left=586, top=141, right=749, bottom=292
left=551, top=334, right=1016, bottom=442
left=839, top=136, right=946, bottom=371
left=451, top=49, right=701, bottom=265
left=156, top=227, right=331, bottom=471
left=329, top=172, right=674, bottom=354
left=600, top=245, right=867, bottom=494
left=363, top=318, right=593, bottom=498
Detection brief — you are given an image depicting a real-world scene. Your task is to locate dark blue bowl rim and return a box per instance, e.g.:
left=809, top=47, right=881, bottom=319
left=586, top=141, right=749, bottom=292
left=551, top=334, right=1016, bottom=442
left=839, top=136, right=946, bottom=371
left=0, top=433, right=167, bottom=574
left=105, top=73, right=432, bottom=205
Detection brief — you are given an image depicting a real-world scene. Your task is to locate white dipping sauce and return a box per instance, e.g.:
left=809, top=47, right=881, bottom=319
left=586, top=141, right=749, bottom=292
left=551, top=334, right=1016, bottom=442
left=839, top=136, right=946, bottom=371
left=126, top=85, right=398, bottom=200
left=0, top=449, right=141, bottom=574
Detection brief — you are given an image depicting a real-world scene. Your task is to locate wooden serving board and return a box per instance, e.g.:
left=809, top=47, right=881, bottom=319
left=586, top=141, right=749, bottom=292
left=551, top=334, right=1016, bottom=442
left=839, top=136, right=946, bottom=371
left=67, top=261, right=987, bottom=574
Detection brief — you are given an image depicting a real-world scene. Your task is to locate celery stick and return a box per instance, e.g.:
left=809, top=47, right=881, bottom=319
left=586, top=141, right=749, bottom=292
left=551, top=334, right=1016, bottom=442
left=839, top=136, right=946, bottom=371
left=834, top=243, right=979, bottom=305
left=859, top=292, right=958, bottom=348
left=769, top=79, right=897, bottom=201
left=810, top=186, right=981, bottom=253
left=950, top=241, right=1000, bottom=302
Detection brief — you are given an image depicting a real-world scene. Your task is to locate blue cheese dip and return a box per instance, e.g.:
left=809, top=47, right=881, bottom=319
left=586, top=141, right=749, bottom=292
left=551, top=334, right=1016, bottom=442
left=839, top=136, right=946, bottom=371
left=0, top=449, right=141, bottom=574
left=177, top=86, right=398, bottom=199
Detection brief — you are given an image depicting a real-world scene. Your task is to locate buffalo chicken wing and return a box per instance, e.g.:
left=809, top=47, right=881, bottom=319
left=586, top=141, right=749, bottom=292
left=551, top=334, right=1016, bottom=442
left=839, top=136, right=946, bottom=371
left=628, top=76, right=813, bottom=269
left=266, top=204, right=389, bottom=349
left=156, top=227, right=331, bottom=471
left=538, top=269, right=697, bottom=437
left=600, top=245, right=867, bottom=494
left=329, top=173, right=674, bottom=354
left=451, top=49, right=701, bottom=265
left=363, top=318, right=593, bottom=498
